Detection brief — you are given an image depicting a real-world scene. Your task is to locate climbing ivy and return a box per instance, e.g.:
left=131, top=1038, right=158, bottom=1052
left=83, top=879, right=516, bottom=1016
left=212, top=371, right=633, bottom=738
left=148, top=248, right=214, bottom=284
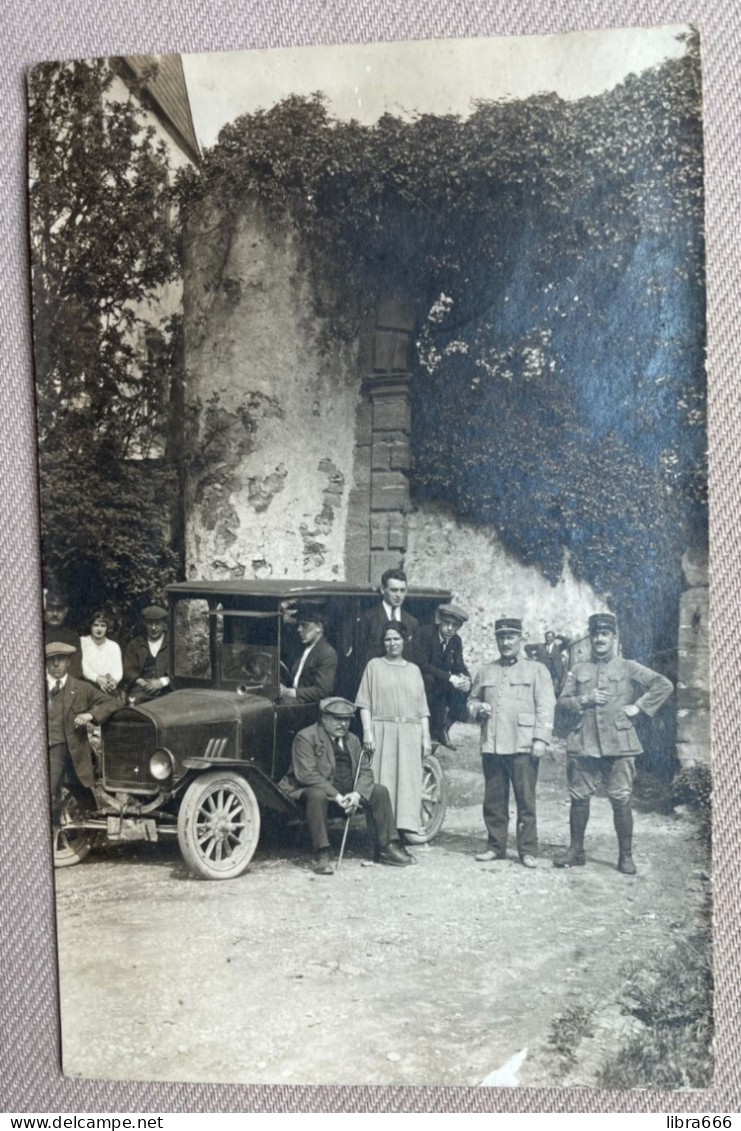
left=177, top=32, right=705, bottom=661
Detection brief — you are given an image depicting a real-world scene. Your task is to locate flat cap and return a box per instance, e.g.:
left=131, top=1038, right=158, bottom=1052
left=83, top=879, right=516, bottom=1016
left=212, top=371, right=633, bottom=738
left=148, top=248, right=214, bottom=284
left=295, top=604, right=327, bottom=625
left=45, top=641, right=77, bottom=657
left=142, top=605, right=168, bottom=620
left=495, top=617, right=523, bottom=634
left=588, top=612, right=617, bottom=633
left=319, top=697, right=357, bottom=718
left=438, top=603, right=468, bottom=624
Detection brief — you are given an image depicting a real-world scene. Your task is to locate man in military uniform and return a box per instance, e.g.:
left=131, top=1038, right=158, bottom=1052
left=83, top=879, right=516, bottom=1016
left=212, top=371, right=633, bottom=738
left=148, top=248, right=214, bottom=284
left=280, top=697, right=412, bottom=874
left=554, top=612, right=673, bottom=875
left=468, top=617, right=556, bottom=868
left=415, top=603, right=471, bottom=748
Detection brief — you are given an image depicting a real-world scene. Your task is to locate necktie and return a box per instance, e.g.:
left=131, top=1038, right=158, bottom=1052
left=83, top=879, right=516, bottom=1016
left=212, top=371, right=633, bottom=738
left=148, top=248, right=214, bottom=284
left=51, top=680, right=62, bottom=698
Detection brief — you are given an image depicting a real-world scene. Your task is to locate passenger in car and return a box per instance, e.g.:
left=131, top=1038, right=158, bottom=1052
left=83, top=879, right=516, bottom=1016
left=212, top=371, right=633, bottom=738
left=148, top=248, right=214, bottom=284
left=278, top=606, right=337, bottom=704
left=279, top=697, right=413, bottom=873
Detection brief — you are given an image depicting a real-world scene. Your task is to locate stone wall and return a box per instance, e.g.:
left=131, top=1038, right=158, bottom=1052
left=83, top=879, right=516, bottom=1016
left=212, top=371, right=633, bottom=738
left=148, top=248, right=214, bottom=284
left=182, top=200, right=361, bottom=580
left=405, top=500, right=609, bottom=672
left=675, top=546, right=710, bottom=766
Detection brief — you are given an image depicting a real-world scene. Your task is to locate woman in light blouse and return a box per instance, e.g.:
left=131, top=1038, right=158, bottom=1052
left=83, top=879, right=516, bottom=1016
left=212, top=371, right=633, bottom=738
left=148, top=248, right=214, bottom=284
left=80, top=610, right=123, bottom=694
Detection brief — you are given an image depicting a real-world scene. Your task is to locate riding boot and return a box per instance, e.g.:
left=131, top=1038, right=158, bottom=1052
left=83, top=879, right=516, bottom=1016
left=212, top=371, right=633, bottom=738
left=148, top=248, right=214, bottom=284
left=612, top=800, right=636, bottom=875
left=553, top=799, right=589, bottom=867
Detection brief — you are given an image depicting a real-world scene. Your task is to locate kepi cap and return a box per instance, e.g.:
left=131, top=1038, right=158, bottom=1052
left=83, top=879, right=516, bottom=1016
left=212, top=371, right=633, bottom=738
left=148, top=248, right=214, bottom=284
left=45, top=641, right=76, bottom=658
left=142, top=604, right=168, bottom=620
left=438, top=603, right=468, bottom=624
left=319, top=697, right=357, bottom=718
left=495, top=617, right=523, bottom=634
left=588, top=613, right=617, bottom=634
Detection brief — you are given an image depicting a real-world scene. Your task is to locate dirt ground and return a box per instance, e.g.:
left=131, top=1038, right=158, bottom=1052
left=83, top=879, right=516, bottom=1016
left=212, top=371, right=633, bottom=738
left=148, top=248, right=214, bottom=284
left=54, top=724, right=709, bottom=1088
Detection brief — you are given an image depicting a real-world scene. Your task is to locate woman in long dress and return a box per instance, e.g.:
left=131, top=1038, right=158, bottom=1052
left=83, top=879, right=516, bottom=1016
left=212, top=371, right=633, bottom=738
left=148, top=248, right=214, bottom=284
left=80, top=609, right=123, bottom=695
left=356, top=621, right=432, bottom=837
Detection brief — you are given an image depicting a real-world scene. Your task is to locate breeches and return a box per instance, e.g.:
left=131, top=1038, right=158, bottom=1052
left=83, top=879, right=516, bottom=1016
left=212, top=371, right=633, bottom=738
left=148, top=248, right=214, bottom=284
left=567, top=755, right=636, bottom=804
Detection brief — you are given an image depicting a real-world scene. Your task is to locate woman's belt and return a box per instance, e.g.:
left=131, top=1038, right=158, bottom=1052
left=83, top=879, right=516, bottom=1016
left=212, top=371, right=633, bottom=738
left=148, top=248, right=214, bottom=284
left=373, top=715, right=420, bottom=723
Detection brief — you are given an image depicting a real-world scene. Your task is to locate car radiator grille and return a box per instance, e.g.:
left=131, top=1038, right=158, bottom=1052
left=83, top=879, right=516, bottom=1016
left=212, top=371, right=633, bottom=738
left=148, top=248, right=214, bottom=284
left=102, top=710, right=159, bottom=792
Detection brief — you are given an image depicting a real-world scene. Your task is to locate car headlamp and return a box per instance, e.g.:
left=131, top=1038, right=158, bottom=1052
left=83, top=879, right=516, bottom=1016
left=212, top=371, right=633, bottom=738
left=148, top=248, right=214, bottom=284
left=149, top=748, right=175, bottom=781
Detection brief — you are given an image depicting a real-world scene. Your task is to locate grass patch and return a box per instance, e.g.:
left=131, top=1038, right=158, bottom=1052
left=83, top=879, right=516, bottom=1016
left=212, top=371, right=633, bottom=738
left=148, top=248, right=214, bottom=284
left=597, top=902, right=713, bottom=1089
left=548, top=1003, right=596, bottom=1068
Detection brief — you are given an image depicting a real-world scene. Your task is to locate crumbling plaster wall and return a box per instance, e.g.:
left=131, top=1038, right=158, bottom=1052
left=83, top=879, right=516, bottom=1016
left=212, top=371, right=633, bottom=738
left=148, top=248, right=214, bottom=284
left=405, top=500, right=609, bottom=673
left=183, top=200, right=360, bottom=580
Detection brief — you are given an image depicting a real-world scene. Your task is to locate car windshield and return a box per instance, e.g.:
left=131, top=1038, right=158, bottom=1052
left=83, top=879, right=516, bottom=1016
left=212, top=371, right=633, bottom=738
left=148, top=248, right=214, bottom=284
left=217, top=609, right=279, bottom=698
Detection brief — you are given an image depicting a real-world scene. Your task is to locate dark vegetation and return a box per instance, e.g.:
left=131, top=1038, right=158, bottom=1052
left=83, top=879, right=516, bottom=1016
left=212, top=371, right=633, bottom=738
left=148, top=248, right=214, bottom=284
left=29, top=59, right=181, bottom=620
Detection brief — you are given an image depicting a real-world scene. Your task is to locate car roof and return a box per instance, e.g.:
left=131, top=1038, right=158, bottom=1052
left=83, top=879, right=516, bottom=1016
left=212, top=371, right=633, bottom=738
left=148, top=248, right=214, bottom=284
left=166, top=579, right=452, bottom=600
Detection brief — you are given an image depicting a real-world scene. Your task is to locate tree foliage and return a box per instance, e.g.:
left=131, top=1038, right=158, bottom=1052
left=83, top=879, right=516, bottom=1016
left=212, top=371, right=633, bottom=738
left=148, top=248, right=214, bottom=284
left=29, top=58, right=182, bottom=617
left=179, top=34, right=705, bottom=660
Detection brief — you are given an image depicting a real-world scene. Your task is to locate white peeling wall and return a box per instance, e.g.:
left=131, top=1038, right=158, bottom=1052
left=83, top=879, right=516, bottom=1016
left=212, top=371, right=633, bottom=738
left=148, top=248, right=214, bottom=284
left=183, top=201, right=360, bottom=581
left=405, top=500, right=609, bottom=674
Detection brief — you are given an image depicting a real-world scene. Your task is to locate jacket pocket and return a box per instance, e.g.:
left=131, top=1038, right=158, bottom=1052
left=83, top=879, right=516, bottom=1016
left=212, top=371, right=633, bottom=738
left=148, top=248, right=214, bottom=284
left=614, top=713, right=633, bottom=730
left=517, top=713, right=536, bottom=727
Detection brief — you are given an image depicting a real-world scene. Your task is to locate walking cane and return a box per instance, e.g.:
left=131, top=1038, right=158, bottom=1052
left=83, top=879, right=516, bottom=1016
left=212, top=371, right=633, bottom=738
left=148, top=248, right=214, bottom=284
left=336, top=745, right=372, bottom=872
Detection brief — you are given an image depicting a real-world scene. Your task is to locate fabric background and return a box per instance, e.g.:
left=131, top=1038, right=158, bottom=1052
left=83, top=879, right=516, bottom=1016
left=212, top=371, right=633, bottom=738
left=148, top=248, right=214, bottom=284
left=2, top=0, right=736, bottom=1113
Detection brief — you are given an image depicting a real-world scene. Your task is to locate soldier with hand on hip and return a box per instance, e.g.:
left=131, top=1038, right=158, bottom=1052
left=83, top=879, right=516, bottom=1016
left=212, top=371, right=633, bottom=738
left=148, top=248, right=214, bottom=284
left=554, top=612, right=673, bottom=876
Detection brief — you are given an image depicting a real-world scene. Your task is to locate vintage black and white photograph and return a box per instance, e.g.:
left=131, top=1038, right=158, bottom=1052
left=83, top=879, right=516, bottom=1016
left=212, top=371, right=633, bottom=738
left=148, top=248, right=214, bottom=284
left=29, top=26, right=709, bottom=1089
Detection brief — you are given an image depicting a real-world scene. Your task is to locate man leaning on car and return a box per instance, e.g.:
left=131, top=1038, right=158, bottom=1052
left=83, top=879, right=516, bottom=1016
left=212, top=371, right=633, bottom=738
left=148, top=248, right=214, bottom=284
left=279, top=697, right=414, bottom=874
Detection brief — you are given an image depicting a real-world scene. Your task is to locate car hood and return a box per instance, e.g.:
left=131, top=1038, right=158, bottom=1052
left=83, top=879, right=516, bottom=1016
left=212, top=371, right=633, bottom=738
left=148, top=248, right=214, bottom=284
left=130, top=688, right=268, bottom=728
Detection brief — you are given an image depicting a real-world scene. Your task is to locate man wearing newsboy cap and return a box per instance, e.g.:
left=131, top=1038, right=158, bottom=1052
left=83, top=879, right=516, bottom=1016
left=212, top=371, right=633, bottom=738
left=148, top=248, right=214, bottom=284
left=415, top=603, right=472, bottom=749
left=46, top=641, right=120, bottom=821
left=468, top=617, right=556, bottom=869
left=554, top=612, right=673, bottom=875
left=123, top=605, right=172, bottom=704
left=279, top=697, right=412, bottom=874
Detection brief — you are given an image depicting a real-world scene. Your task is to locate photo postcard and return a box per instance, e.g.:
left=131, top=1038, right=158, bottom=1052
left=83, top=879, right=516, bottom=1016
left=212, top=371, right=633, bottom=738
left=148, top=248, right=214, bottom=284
left=28, top=26, right=710, bottom=1088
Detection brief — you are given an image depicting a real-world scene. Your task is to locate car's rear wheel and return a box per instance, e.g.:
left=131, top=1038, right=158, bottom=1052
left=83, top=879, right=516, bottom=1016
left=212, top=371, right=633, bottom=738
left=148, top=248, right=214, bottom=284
left=177, top=771, right=260, bottom=880
left=404, top=751, right=448, bottom=844
left=53, top=790, right=94, bottom=867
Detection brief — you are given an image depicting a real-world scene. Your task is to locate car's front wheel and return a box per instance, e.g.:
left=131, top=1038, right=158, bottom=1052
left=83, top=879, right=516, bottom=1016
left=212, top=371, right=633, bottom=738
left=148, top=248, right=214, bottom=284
left=177, top=771, right=261, bottom=880
left=53, top=789, right=94, bottom=867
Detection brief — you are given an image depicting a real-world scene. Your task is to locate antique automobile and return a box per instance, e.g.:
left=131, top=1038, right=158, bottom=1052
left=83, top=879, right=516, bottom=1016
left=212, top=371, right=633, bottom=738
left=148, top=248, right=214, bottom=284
left=53, top=580, right=453, bottom=879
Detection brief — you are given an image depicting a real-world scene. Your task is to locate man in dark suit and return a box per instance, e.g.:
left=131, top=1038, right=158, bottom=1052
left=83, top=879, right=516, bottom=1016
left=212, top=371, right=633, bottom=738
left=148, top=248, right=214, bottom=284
left=46, top=641, right=120, bottom=819
left=279, top=698, right=412, bottom=873
left=536, top=630, right=566, bottom=695
left=279, top=606, right=337, bottom=704
left=123, top=604, right=172, bottom=704
left=355, top=568, right=419, bottom=683
left=416, top=603, right=472, bottom=748
left=44, top=587, right=82, bottom=678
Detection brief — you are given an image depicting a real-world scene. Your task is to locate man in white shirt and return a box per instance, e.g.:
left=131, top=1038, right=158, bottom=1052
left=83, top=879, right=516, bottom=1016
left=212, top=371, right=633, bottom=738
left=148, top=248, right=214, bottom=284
left=279, top=606, right=337, bottom=704
left=355, top=569, right=419, bottom=682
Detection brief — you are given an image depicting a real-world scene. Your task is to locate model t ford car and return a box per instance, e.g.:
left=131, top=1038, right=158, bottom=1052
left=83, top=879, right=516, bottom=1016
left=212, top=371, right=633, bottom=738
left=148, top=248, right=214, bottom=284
left=54, top=580, right=453, bottom=879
